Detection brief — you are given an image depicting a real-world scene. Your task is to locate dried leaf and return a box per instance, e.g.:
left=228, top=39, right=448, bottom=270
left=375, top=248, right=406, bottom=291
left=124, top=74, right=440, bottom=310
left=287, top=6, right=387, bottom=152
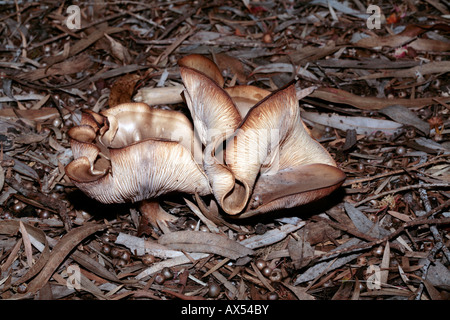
left=214, top=53, right=247, bottom=83
left=380, top=242, right=390, bottom=285
left=0, top=165, right=4, bottom=192
left=22, top=223, right=105, bottom=295
left=423, top=279, right=445, bottom=300
left=115, top=232, right=183, bottom=258
left=71, top=250, right=130, bottom=284
left=379, top=105, right=430, bottom=135
left=17, top=54, right=93, bottom=81
left=109, top=73, right=141, bottom=107
left=309, top=87, right=450, bottom=109
left=159, top=231, right=254, bottom=260
left=425, top=261, right=450, bottom=290
left=42, top=26, right=124, bottom=66
left=344, top=202, right=390, bottom=239
left=0, top=107, right=61, bottom=122
left=19, top=221, right=33, bottom=268
left=104, top=34, right=132, bottom=64
left=0, top=220, right=50, bottom=285
left=294, top=238, right=362, bottom=284
left=136, top=253, right=209, bottom=280
left=282, top=283, right=316, bottom=300
left=288, top=235, right=314, bottom=269
left=302, top=110, right=403, bottom=135
left=357, top=61, right=450, bottom=80
left=239, top=221, right=305, bottom=249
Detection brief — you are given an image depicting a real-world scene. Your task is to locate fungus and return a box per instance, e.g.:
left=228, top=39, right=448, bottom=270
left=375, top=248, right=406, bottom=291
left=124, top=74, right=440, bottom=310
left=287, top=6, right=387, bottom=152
left=65, top=103, right=210, bottom=205
left=179, top=55, right=345, bottom=217
left=65, top=54, right=345, bottom=223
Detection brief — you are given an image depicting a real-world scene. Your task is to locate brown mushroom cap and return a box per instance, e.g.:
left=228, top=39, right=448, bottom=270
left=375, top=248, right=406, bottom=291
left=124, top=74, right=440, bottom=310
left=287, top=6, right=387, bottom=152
left=179, top=57, right=345, bottom=216
left=178, top=54, right=225, bottom=88
left=225, top=85, right=271, bottom=117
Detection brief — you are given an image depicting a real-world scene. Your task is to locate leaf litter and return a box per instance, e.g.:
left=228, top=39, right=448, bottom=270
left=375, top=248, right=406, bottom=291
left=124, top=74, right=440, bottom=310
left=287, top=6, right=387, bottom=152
left=0, top=0, right=449, bottom=301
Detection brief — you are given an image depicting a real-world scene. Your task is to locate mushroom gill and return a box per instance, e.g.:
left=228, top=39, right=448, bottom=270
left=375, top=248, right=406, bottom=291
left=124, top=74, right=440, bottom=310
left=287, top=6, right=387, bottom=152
left=65, top=54, right=345, bottom=221
left=179, top=55, right=346, bottom=217
left=65, top=103, right=210, bottom=204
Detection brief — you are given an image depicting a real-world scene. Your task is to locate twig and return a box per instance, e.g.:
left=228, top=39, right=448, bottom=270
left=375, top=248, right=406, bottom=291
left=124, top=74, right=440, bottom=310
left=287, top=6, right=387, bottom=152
left=314, top=217, right=450, bottom=260
left=414, top=241, right=443, bottom=300
left=343, top=156, right=449, bottom=187
left=353, top=182, right=450, bottom=207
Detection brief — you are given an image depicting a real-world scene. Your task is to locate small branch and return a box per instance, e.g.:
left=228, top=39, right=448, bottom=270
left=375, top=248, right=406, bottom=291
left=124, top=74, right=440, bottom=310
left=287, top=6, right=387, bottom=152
left=314, top=217, right=450, bottom=260
left=354, top=183, right=450, bottom=207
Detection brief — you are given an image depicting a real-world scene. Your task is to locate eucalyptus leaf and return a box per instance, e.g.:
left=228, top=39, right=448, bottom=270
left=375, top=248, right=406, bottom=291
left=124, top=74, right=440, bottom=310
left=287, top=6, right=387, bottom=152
left=380, top=105, right=430, bottom=135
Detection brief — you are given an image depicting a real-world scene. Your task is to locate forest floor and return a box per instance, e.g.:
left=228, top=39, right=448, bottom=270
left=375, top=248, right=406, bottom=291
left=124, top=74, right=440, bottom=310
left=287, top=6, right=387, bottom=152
left=0, top=0, right=449, bottom=302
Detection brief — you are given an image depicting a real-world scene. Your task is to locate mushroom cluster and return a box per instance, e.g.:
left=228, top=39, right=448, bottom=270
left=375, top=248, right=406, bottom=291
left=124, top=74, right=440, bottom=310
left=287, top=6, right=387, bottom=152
left=65, top=54, right=345, bottom=220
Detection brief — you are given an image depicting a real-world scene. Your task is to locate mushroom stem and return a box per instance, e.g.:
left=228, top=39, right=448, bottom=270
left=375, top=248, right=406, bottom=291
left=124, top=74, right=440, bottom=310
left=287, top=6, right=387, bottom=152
left=139, top=200, right=177, bottom=230
left=133, top=85, right=184, bottom=105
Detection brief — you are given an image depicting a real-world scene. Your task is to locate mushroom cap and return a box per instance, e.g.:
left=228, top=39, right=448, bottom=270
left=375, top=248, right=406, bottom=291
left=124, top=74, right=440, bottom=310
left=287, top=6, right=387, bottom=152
left=178, top=54, right=224, bottom=88
left=65, top=103, right=210, bottom=204
left=225, top=85, right=271, bottom=117
left=66, top=54, right=345, bottom=218
left=179, top=56, right=345, bottom=216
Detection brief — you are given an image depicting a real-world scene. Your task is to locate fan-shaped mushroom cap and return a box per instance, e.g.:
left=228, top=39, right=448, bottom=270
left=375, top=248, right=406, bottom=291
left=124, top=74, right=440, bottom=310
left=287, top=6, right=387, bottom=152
left=66, top=54, right=345, bottom=219
left=225, top=85, right=271, bottom=117
left=179, top=64, right=241, bottom=146
left=65, top=103, right=210, bottom=204
left=179, top=55, right=345, bottom=216
left=178, top=54, right=225, bottom=88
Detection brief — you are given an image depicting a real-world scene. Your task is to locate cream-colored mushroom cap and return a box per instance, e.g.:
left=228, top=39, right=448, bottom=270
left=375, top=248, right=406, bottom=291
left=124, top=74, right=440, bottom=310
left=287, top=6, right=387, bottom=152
left=65, top=103, right=210, bottom=204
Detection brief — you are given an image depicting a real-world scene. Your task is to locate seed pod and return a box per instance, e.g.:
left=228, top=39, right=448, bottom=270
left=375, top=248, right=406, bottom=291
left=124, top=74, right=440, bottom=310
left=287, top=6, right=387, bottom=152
left=395, top=146, right=406, bottom=155
left=262, top=266, right=272, bottom=277
left=110, top=247, right=122, bottom=258
left=154, top=273, right=165, bottom=285
left=255, top=258, right=267, bottom=271
left=39, top=210, right=51, bottom=219
left=121, top=250, right=131, bottom=262
left=142, top=254, right=155, bottom=266
left=17, top=283, right=27, bottom=294
left=101, top=243, right=111, bottom=255
left=185, top=220, right=197, bottom=230
left=372, top=245, right=384, bottom=257
left=269, top=268, right=282, bottom=282
left=267, top=292, right=279, bottom=300
left=162, top=267, right=173, bottom=280
left=207, top=282, right=221, bottom=298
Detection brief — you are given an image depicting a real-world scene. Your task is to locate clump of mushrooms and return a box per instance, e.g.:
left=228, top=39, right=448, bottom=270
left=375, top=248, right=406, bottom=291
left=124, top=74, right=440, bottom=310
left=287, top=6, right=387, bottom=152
left=65, top=54, right=345, bottom=223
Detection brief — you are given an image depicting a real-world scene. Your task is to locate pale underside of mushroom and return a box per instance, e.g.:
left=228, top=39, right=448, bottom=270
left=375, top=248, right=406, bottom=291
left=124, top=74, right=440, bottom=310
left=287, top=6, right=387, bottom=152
left=65, top=54, right=346, bottom=221
left=65, top=103, right=211, bottom=204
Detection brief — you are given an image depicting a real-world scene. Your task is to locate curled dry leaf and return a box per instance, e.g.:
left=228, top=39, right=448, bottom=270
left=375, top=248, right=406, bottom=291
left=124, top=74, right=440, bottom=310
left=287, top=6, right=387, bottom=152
left=108, top=73, right=141, bottom=108
left=15, top=222, right=105, bottom=296
left=0, top=220, right=50, bottom=285
left=158, top=230, right=254, bottom=260
left=310, top=87, right=450, bottom=109
left=302, top=110, right=403, bottom=136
